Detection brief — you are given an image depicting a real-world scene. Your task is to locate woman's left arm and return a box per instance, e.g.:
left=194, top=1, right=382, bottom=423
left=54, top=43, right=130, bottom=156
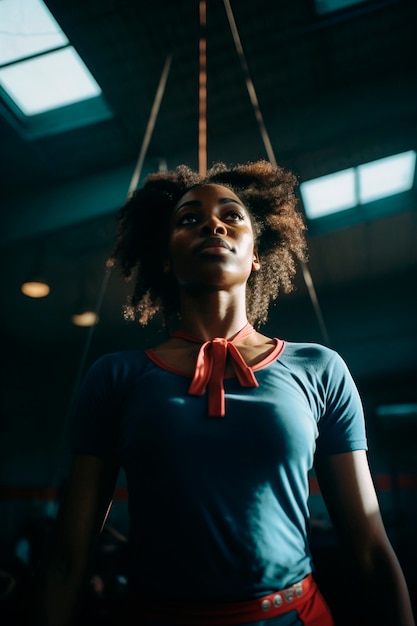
left=315, top=449, right=415, bottom=626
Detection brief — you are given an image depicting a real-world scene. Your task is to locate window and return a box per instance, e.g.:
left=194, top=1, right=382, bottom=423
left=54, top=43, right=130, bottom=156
left=0, top=0, right=111, bottom=136
left=299, top=168, right=356, bottom=219
left=358, top=152, right=416, bottom=204
left=300, top=150, right=416, bottom=222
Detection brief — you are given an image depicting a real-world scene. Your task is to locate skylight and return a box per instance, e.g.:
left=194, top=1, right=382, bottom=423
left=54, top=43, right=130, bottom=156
left=0, top=0, right=68, bottom=65
left=0, top=0, right=109, bottom=132
left=299, top=168, right=356, bottom=219
left=300, top=151, right=416, bottom=220
left=314, top=0, right=371, bottom=15
left=1, top=47, right=102, bottom=116
left=358, top=152, right=416, bottom=204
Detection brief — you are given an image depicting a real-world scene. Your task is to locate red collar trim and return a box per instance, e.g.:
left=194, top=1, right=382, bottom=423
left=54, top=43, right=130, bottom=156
left=145, top=324, right=284, bottom=417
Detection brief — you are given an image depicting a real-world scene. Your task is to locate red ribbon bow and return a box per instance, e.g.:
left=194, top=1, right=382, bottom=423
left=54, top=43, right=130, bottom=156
left=172, top=323, right=259, bottom=417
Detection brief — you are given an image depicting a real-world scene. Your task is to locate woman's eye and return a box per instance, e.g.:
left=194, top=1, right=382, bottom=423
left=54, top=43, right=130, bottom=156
left=178, top=213, right=197, bottom=225
left=225, top=210, right=244, bottom=221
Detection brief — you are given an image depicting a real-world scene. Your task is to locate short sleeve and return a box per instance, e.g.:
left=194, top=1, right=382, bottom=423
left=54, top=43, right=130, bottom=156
left=315, top=350, right=368, bottom=456
left=70, top=355, right=119, bottom=459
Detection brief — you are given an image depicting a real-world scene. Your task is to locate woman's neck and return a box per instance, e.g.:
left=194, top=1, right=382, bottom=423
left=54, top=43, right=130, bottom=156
left=177, top=290, right=249, bottom=341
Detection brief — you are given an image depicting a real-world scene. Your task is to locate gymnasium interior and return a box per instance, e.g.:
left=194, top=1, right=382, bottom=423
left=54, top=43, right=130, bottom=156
left=0, top=0, right=416, bottom=623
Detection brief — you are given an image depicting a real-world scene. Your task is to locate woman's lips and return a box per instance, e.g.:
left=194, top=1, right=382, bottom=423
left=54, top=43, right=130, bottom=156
left=196, top=237, right=232, bottom=253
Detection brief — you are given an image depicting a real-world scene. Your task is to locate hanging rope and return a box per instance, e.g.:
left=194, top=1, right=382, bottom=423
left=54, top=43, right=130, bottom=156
left=127, top=54, right=173, bottom=196
left=222, top=0, right=275, bottom=165
left=299, top=262, right=331, bottom=346
left=199, top=0, right=207, bottom=176
left=222, top=0, right=331, bottom=346
left=60, top=53, right=173, bottom=460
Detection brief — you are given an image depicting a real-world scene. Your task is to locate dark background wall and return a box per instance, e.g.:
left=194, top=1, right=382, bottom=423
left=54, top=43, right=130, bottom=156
left=0, top=0, right=416, bottom=621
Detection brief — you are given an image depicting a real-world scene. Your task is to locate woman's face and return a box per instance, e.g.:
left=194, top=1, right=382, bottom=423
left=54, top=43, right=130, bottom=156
left=167, top=184, right=260, bottom=292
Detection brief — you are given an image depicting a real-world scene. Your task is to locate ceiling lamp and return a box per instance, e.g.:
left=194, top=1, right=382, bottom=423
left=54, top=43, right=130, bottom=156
left=21, top=245, right=50, bottom=298
left=71, top=309, right=99, bottom=327
left=71, top=273, right=100, bottom=327
left=21, top=279, right=50, bottom=298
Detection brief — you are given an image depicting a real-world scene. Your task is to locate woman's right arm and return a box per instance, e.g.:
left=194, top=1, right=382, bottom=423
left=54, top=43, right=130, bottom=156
left=36, top=454, right=119, bottom=626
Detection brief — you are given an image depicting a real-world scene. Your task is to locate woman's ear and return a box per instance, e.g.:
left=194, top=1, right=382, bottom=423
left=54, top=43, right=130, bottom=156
left=252, top=250, right=261, bottom=272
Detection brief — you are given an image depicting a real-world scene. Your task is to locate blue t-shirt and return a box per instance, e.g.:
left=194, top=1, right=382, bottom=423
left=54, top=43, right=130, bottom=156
left=72, top=341, right=367, bottom=601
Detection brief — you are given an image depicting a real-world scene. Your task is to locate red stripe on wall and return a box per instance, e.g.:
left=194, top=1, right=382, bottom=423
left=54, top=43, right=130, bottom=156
left=308, top=474, right=417, bottom=495
left=0, top=486, right=59, bottom=501
left=374, top=474, right=417, bottom=491
left=0, top=476, right=416, bottom=502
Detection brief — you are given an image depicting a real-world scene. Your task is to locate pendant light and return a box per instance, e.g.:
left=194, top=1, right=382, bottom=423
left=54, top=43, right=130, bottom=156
left=21, top=245, right=50, bottom=298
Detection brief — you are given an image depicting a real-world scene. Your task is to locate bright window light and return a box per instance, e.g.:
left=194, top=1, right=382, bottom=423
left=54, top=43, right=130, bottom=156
left=0, top=0, right=103, bottom=118
left=300, top=169, right=356, bottom=219
left=314, top=0, right=370, bottom=15
left=0, top=0, right=68, bottom=65
left=358, top=151, right=416, bottom=204
left=0, top=47, right=102, bottom=115
left=301, top=151, right=416, bottom=221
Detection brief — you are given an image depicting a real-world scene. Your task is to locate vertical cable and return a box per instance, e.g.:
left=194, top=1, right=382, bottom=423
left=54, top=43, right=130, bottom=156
left=300, top=262, right=331, bottom=346
left=61, top=54, right=173, bottom=459
left=222, top=0, right=275, bottom=165
left=223, top=0, right=331, bottom=345
left=199, top=0, right=207, bottom=176
left=127, top=54, right=173, bottom=197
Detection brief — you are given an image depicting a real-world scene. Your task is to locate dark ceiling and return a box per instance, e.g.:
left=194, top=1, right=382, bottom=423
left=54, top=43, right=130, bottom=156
left=2, top=0, right=417, bottom=190
left=0, top=0, right=416, bottom=415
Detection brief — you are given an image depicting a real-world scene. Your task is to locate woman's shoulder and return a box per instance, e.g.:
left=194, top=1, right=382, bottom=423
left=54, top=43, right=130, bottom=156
left=280, top=340, right=346, bottom=371
left=92, top=348, right=148, bottom=366
left=278, top=341, right=358, bottom=395
left=282, top=340, right=336, bottom=358
left=85, top=349, right=151, bottom=382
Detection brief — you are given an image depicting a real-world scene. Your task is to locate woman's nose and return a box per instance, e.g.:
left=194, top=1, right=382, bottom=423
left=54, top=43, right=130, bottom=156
left=200, top=214, right=227, bottom=235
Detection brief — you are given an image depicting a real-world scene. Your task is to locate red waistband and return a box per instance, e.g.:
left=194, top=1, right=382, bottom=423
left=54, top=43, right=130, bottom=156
left=134, top=574, right=316, bottom=625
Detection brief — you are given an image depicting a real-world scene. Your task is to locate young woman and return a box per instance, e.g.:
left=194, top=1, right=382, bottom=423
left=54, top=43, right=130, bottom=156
left=38, top=160, right=415, bottom=625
